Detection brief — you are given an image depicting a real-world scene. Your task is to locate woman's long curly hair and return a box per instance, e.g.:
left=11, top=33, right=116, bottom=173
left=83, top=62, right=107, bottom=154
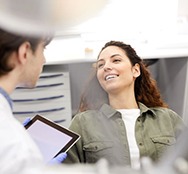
left=78, top=41, right=168, bottom=112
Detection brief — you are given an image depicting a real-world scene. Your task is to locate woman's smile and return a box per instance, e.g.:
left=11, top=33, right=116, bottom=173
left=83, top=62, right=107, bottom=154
left=105, top=74, right=119, bottom=81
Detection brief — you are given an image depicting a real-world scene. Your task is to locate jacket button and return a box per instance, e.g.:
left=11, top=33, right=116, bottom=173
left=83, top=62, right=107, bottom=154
left=139, top=143, right=143, bottom=146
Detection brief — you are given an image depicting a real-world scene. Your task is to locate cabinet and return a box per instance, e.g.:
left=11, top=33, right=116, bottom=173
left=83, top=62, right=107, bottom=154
left=10, top=66, right=72, bottom=128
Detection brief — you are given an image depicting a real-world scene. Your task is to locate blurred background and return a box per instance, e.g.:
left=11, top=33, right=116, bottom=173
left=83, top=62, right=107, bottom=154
left=0, top=0, right=188, bottom=173
left=1, top=0, right=187, bottom=127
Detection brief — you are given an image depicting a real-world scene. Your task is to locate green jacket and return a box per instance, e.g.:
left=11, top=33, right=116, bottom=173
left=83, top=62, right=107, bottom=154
left=64, top=103, right=185, bottom=166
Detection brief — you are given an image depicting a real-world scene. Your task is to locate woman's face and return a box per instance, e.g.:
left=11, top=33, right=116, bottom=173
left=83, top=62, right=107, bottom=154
left=96, top=46, right=140, bottom=95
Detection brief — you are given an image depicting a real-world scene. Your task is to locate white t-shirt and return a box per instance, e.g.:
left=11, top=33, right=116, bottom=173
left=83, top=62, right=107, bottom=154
left=117, top=108, right=140, bottom=170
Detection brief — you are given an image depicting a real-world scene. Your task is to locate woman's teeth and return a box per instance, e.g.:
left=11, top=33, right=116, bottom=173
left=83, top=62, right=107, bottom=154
left=105, top=75, right=118, bottom=81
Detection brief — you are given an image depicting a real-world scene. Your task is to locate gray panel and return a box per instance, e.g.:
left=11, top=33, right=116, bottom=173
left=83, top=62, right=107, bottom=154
left=157, top=58, right=188, bottom=118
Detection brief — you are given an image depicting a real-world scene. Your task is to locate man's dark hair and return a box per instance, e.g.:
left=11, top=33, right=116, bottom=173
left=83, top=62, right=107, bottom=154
left=0, top=28, right=52, bottom=75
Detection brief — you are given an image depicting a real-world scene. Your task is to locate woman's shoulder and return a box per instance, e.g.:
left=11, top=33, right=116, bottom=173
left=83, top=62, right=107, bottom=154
left=70, top=109, right=104, bottom=131
left=72, top=109, right=101, bottom=121
left=149, top=107, right=185, bottom=126
left=139, top=102, right=178, bottom=116
left=151, top=107, right=179, bottom=116
left=75, top=109, right=100, bottom=116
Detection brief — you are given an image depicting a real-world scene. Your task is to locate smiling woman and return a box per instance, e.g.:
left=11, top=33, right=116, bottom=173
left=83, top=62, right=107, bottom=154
left=96, top=45, right=141, bottom=98
left=63, top=40, right=186, bottom=170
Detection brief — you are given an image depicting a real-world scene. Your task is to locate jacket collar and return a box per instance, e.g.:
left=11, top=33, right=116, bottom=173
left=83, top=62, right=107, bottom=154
left=99, top=102, right=156, bottom=119
left=0, top=87, right=13, bottom=109
left=138, top=102, right=157, bottom=117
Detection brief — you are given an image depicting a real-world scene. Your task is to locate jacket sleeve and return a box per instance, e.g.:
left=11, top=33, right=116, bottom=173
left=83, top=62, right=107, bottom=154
left=169, top=109, right=187, bottom=138
left=63, top=113, right=85, bottom=163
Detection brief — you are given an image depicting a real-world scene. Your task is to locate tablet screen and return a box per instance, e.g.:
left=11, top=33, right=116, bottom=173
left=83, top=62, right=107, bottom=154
left=25, top=115, right=80, bottom=163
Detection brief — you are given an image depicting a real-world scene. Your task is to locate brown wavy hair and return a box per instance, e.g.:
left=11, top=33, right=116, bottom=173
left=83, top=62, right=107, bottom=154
left=78, top=40, right=168, bottom=112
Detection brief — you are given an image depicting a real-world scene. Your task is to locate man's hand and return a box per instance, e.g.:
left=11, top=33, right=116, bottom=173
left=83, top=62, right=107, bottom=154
left=48, top=153, right=67, bottom=165
left=22, top=117, right=32, bottom=126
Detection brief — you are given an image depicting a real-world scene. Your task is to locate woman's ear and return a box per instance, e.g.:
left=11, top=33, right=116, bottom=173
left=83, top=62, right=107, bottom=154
left=17, top=42, right=31, bottom=64
left=132, top=63, right=141, bottom=78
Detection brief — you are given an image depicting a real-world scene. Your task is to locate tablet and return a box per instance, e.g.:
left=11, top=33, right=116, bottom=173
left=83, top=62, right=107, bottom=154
left=25, top=115, right=80, bottom=163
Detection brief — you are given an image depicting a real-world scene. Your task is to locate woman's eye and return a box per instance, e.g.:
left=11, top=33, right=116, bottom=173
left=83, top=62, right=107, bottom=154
left=113, top=59, right=121, bottom=63
left=97, top=63, right=104, bottom=69
left=96, top=60, right=105, bottom=69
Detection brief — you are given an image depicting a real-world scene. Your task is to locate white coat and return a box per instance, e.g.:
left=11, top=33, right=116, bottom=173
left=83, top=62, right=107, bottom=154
left=0, top=93, right=44, bottom=174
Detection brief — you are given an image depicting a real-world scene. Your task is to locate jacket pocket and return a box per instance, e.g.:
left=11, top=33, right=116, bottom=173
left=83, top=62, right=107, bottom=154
left=151, top=136, right=176, bottom=159
left=151, top=136, right=176, bottom=145
left=83, top=141, right=113, bottom=163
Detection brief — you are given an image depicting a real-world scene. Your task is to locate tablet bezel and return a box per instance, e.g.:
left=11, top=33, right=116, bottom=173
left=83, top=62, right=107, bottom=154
left=25, top=114, right=80, bottom=158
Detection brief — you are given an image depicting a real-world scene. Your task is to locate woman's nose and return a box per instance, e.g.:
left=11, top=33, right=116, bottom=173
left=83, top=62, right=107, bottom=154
left=103, top=62, right=112, bottom=71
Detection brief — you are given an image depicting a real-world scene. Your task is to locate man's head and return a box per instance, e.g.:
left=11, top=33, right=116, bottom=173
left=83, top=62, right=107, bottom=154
left=0, top=28, right=52, bottom=88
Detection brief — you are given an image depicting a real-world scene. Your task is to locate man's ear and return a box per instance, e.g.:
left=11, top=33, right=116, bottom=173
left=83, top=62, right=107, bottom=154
left=132, top=63, right=141, bottom=78
left=17, top=42, right=31, bottom=64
